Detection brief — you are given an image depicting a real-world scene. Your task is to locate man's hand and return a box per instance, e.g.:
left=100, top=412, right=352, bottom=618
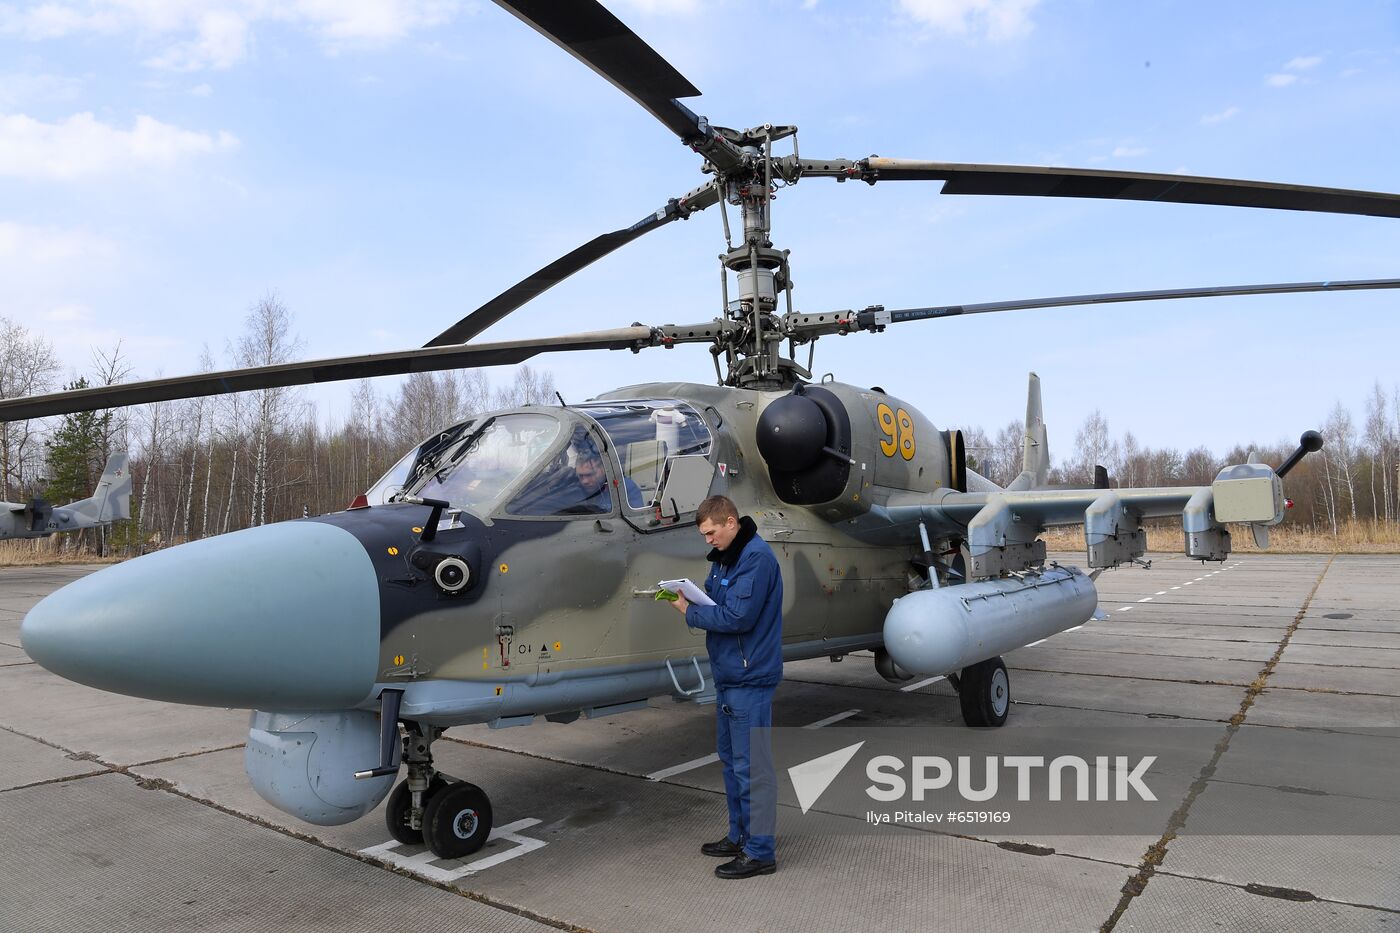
left=671, top=592, right=689, bottom=615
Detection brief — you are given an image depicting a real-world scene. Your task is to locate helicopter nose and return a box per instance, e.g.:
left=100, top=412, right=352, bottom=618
left=21, top=521, right=382, bottom=710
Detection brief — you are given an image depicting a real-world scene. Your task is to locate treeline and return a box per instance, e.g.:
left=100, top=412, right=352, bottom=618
left=3, top=297, right=1398, bottom=557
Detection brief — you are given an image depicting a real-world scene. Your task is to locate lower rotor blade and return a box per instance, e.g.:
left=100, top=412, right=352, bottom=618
left=0, top=327, right=656, bottom=422
left=426, top=182, right=718, bottom=347
left=882, top=278, right=1400, bottom=324
left=847, top=159, right=1400, bottom=219
left=792, top=278, right=1400, bottom=336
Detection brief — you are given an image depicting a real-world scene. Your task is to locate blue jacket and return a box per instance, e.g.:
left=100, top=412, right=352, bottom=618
left=684, top=516, right=784, bottom=688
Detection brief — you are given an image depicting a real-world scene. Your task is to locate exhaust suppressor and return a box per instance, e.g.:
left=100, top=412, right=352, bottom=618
left=883, top=566, right=1098, bottom=676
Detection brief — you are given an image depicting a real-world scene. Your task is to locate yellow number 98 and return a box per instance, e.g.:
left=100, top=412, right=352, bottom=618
left=876, top=403, right=916, bottom=460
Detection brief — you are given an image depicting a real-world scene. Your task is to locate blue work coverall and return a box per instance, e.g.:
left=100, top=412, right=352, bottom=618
left=684, top=515, right=783, bottom=861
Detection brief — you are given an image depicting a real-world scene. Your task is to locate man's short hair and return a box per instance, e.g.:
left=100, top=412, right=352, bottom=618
left=697, top=495, right=740, bottom=525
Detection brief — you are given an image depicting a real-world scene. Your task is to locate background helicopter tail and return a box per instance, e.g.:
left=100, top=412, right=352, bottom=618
left=64, top=453, right=132, bottom=525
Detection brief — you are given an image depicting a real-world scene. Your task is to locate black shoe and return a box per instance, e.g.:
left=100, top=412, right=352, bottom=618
left=701, top=837, right=743, bottom=858
left=715, top=853, right=776, bottom=879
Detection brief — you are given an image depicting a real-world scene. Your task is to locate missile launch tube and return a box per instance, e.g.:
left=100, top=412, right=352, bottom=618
left=883, top=566, right=1098, bottom=676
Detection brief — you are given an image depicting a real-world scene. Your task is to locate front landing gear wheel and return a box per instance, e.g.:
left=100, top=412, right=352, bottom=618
left=959, top=656, right=1010, bottom=727
left=422, top=781, right=493, bottom=859
left=385, top=776, right=449, bottom=846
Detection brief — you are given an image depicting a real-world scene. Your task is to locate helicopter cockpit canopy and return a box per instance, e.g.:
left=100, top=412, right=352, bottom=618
left=361, top=400, right=714, bottom=522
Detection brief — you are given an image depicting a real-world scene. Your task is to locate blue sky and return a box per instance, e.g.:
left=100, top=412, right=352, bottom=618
left=3, top=0, right=1398, bottom=456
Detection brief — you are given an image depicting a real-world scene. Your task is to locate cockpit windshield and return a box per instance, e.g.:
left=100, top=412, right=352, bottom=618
left=408, top=413, right=562, bottom=514
left=575, top=400, right=712, bottom=509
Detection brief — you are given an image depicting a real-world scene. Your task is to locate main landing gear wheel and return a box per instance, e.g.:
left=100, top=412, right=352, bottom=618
left=422, top=781, right=494, bottom=859
left=384, top=775, right=449, bottom=846
left=959, top=656, right=1010, bottom=727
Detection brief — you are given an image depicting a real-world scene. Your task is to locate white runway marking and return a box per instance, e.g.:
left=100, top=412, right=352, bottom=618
left=647, top=753, right=720, bottom=781
left=1182, top=581, right=1194, bottom=586
left=901, top=675, right=946, bottom=692
left=1116, top=606, right=1132, bottom=612
left=648, top=708, right=862, bottom=780
left=1025, top=638, right=1048, bottom=647
left=362, top=818, right=545, bottom=883
left=1170, top=586, right=1181, bottom=590
left=804, top=709, right=861, bottom=729
left=1065, top=625, right=1084, bottom=632
left=1155, top=591, right=1167, bottom=596
left=1138, top=597, right=1154, bottom=602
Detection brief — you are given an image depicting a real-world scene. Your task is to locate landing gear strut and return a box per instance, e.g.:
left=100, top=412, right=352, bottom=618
left=957, top=656, right=1010, bottom=727
left=384, top=722, right=494, bottom=858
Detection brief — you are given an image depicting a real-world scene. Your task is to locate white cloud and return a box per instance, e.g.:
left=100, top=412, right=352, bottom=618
left=0, top=71, right=83, bottom=109
left=1265, top=73, right=1298, bottom=87
left=898, top=0, right=1040, bottom=41
left=1112, top=145, right=1148, bottom=158
left=0, top=111, right=237, bottom=179
left=190, top=82, right=213, bottom=96
left=1285, top=55, right=1322, bottom=71
left=1200, top=105, right=1240, bottom=125
left=42, top=304, right=95, bottom=323
left=614, top=0, right=702, bottom=13
left=0, top=1, right=460, bottom=70
left=0, top=222, right=116, bottom=264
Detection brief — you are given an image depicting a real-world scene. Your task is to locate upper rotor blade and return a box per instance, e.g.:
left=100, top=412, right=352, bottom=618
left=834, top=159, right=1400, bottom=218
left=493, top=0, right=705, bottom=142
left=426, top=183, right=719, bottom=347
left=0, top=327, right=655, bottom=422
left=809, top=279, right=1400, bottom=333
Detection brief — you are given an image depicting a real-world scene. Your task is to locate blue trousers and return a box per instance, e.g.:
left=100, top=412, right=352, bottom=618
left=715, top=684, right=777, bottom=861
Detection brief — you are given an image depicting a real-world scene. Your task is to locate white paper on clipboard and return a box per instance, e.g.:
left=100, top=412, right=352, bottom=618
left=657, top=578, right=715, bottom=606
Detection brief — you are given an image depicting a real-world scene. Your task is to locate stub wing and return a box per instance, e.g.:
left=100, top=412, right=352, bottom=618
left=875, top=463, right=1285, bottom=579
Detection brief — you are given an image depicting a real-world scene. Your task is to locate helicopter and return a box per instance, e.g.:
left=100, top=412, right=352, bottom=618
left=0, top=452, right=130, bottom=541
left=6, top=0, right=1400, bottom=862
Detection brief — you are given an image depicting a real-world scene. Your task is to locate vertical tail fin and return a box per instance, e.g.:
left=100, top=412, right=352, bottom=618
left=65, top=453, right=132, bottom=523
left=1006, top=373, right=1049, bottom=490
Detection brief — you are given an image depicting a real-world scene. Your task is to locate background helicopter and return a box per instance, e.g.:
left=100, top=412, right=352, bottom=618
left=0, top=452, right=130, bottom=541
left=6, top=0, right=1400, bottom=861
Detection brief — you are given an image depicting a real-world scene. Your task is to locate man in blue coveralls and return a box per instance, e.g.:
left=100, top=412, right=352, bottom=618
left=669, top=495, right=783, bottom=879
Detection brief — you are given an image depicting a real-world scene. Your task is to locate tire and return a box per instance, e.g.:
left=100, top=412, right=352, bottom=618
left=958, top=656, right=1010, bottom=727
left=384, top=776, right=448, bottom=846
left=422, top=781, right=493, bottom=859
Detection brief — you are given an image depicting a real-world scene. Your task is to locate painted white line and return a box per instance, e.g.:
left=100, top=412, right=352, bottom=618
left=901, top=675, right=946, bottom=693
left=1182, top=581, right=1194, bottom=586
left=1155, top=591, right=1167, bottom=596
left=646, top=753, right=720, bottom=782
left=1025, top=638, right=1048, bottom=647
left=1170, top=586, right=1181, bottom=590
left=1116, top=606, right=1132, bottom=612
left=361, top=818, right=545, bottom=883
left=1194, top=577, right=1205, bottom=582
left=1066, top=625, right=1084, bottom=632
left=804, top=709, right=860, bottom=729
left=1138, top=597, right=1154, bottom=602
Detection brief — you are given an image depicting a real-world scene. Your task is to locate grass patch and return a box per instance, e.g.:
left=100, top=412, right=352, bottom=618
left=1042, top=519, right=1400, bottom=554
left=0, top=538, right=123, bottom=567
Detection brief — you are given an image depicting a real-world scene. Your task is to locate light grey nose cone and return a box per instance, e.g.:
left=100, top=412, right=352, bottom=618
left=21, top=521, right=381, bottom=710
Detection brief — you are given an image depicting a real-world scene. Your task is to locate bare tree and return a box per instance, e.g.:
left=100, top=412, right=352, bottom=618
left=1071, top=410, right=1117, bottom=486
left=0, top=316, right=60, bottom=499
left=233, top=293, right=304, bottom=526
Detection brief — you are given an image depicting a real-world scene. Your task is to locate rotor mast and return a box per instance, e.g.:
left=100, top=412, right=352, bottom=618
left=706, top=124, right=807, bottom=389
